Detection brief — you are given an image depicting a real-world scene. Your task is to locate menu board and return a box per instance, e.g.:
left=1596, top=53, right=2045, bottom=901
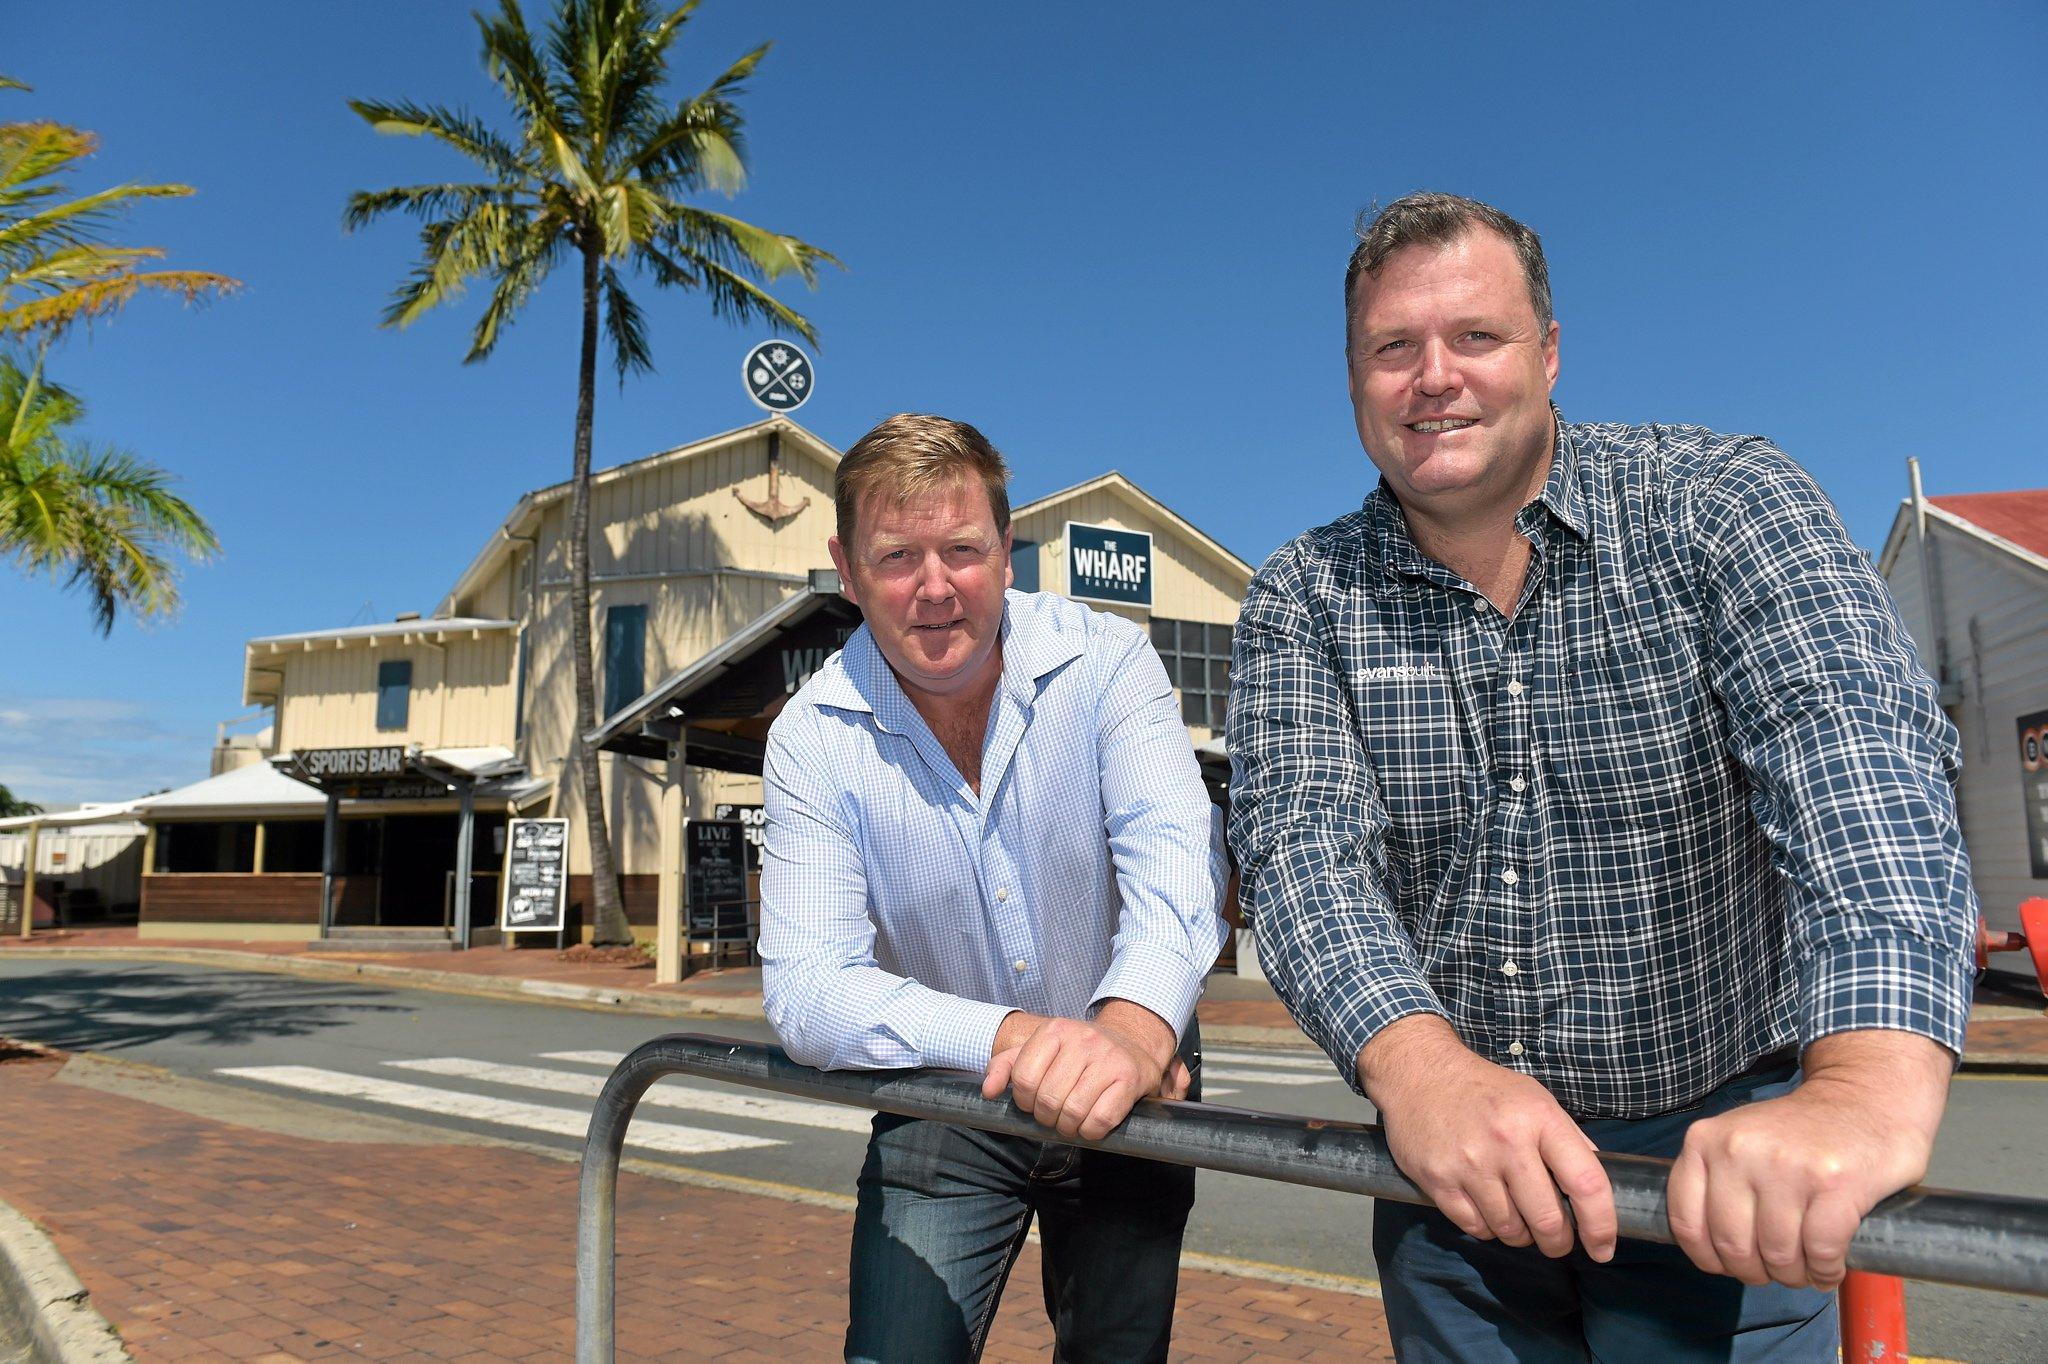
left=687, top=819, right=750, bottom=937
left=500, top=818, right=570, bottom=933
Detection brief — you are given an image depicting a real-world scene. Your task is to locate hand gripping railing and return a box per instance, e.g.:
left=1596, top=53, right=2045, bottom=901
left=576, top=1034, right=2048, bottom=1362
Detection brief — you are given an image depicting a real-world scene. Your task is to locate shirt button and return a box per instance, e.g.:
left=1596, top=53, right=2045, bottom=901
left=1507, top=1041, right=1526, bottom=1057
left=1501, top=868, right=1520, bottom=885
left=1509, top=775, right=1527, bottom=793
left=1012, top=960, right=1029, bottom=973
left=995, top=889, right=1009, bottom=902
left=1501, top=961, right=1521, bottom=977
left=1505, top=679, right=1525, bottom=697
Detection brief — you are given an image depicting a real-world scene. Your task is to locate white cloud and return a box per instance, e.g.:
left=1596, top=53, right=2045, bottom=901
left=0, top=692, right=210, bottom=806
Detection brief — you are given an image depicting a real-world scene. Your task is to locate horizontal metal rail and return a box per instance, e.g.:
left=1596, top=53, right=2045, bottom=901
left=577, top=1034, right=2048, bottom=1362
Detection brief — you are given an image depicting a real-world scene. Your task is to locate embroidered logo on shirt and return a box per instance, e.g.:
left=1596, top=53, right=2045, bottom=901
left=1356, top=664, right=1442, bottom=681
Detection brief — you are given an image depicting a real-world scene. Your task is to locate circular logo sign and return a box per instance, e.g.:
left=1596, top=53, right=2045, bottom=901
left=742, top=339, right=815, bottom=413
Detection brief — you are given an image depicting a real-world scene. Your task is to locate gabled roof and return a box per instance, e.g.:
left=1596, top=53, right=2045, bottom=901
left=242, top=618, right=518, bottom=707
left=1013, top=471, right=1254, bottom=582
left=1930, top=491, right=2048, bottom=561
left=1880, top=488, right=2048, bottom=580
left=434, top=415, right=840, bottom=617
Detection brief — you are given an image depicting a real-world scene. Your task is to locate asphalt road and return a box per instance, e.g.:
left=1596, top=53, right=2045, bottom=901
left=0, top=959, right=2043, bottom=1361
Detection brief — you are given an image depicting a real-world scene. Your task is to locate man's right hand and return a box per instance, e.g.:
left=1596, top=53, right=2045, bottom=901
left=1359, top=1014, right=1617, bottom=1261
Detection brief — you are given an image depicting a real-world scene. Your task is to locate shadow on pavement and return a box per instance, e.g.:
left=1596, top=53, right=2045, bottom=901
left=0, top=965, right=405, bottom=1053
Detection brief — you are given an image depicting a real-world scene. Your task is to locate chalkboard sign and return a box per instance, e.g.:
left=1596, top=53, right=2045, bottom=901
left=500, top=818, right=570, bottom=933
left=687, top=819, right=750, bottom=937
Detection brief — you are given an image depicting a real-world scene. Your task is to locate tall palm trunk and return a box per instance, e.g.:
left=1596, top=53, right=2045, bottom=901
left=569, top=236, right=632, bottom=946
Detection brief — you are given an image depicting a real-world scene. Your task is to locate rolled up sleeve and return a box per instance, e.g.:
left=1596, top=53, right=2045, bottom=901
left=1226, top=546, right=1444, bottom=1092
left=1689, top=442, right=1976, bottom=1060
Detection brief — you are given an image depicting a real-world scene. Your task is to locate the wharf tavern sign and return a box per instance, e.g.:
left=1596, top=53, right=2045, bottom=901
left=1065, top=521, right=1153, bottom=609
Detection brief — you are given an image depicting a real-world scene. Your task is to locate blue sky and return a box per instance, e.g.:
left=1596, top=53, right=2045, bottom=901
left=5, top=1, right=2045, bottom=805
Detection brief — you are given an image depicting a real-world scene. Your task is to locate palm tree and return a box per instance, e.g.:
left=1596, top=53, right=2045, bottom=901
left=346, top=0, right=837, bottom=946
left=0, top=353, right=218, bottom=632
left=0, top=79, right=239, bottom=342
left=0, top=782, right=41, bottom=817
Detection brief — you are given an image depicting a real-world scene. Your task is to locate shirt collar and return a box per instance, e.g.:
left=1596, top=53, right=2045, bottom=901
left=805, top=591, right=1083, bottom=730
left=1363, top=406, right=1587, bottom=581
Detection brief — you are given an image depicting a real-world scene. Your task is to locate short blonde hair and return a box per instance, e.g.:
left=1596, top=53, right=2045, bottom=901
left=835, top=413, right=1011, bottom=550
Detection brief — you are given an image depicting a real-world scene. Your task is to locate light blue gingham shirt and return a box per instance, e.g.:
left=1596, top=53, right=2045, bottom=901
left=760, top=589, right=1230, bottom=1075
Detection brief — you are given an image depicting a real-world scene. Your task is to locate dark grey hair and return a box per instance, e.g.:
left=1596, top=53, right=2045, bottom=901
left=1344, top=192, right=1553, bottom=353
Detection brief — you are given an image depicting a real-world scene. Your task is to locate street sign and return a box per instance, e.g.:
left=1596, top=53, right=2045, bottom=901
left=500, top=818, right=569, bottom=933
left=1065, top=521, right=1154, bottom=609
left=741, top=340, right=814, bottom=413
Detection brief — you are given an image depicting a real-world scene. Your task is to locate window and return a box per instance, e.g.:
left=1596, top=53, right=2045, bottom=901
left=604, top=604, right=648, bottom=719
left=1010, top=538, right=1040, bottom=593
left=375, top=660, right=412, bottom=731
left=263, top=821, right=327, bottom=874
left=157, top=821, right=258, bottom=873
left=1149, top=617, right=1234, bottom=730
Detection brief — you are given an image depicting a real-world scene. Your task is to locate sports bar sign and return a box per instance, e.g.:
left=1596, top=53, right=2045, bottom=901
left=288, top=746, right=447, bottom=799
left=1065, top=521, right=1153, bottom=609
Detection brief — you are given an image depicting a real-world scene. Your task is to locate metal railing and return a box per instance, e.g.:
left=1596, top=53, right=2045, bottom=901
left=576, top=1034, right=2048, bottom=1363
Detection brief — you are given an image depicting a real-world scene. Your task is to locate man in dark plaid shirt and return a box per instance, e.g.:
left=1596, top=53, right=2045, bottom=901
left=1227, top=192, right=1976, bottom=1361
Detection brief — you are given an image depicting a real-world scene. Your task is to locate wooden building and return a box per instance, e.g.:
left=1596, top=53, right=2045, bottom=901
left=1878, top=463, right=2048, bottom=933
left=138, top=416, right=1252, bottom=972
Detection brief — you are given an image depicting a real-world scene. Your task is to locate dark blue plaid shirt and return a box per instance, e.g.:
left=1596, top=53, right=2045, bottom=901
left=1227, top=417, right=1977, bottom=1119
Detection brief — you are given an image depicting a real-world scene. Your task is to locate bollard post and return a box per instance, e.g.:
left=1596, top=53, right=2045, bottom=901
left=1839, top=1270, right=1908, bottom=1361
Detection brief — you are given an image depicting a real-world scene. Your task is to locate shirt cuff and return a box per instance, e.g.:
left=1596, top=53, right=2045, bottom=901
left=1272, top=937, right=1447, bottom=1097
left=918, top=994, right=1021, bottom=1074
left=1797, top=933, right=1973, bottom=1062
left=1090, top=943, right=1208, bottom=1041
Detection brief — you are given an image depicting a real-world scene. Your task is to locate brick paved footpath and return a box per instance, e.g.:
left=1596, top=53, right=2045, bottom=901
left=0, top=1050, right=1393, bottom=1362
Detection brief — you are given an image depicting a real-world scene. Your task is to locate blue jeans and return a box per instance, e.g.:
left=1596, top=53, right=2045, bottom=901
left=844, top=1037, right=1200, bottom=1363
left=1374, top=1061, right=1839, bottom=1362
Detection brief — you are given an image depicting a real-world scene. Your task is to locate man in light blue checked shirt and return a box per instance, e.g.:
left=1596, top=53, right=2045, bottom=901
left=760, top=413, right=1229, bottom=1363
left=1228, top=193, right=1976, bottom=1361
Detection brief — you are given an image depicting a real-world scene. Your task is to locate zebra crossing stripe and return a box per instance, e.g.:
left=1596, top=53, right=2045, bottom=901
left=1201, top=1048, right=1331, bottom=1072
left=216, top=1065, right=779, bottom=1154
left=1202, top=1068, right=1333, bottom=1086
left=539, top=1050, right=632, bottom=1067
left=387, top=1057, right=872, bottom=1133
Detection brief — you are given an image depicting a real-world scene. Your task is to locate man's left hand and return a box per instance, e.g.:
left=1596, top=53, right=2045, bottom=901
left=980, top=1000, right=1179, bottom=1141
left=1665, top=1030, right=1952, bottom=1291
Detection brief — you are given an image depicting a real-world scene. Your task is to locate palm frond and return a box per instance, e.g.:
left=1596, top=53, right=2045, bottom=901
left=465, top=227, right=565, bottom=361
left=346, top=99, right=534, bottom=181
left=0, top=179, right=197, bottom=255
left=478, top=0, right=571, bottom=144
left=1, top=353, right=216, bottom=634
left=601, top=263, right=652, bottom=379
left=670, top=204, right=838, bottom=285
left=343, top=182, right=528, bottom=233
left=643, top=243, right=818, bottom=342
left=0, top=266, right=239, bottom=341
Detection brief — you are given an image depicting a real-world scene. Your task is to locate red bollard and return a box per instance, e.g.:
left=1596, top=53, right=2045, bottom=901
left=1839, top=1270, right=1908, bottom=1361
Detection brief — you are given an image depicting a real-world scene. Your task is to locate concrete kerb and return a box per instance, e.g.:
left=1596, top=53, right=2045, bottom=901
left=0, top=1198, right=132, bottom=1364
left=0, top=945, right=762, bottom=1022
left=0, top=946, right=1329, bottom=1050
left=5, top=944, right=2040, bottom=1069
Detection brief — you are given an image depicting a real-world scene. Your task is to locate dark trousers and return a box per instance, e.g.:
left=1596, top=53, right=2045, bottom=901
left=844, top=1040, right=1200, bottom=1364
left=1373, top=1062, right=1839, bottom=1362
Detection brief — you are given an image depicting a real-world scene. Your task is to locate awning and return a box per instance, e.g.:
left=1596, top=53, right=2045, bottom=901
left=0, top=800, right=149, bottom=831
left=589, top=571, right=861, bottom=772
